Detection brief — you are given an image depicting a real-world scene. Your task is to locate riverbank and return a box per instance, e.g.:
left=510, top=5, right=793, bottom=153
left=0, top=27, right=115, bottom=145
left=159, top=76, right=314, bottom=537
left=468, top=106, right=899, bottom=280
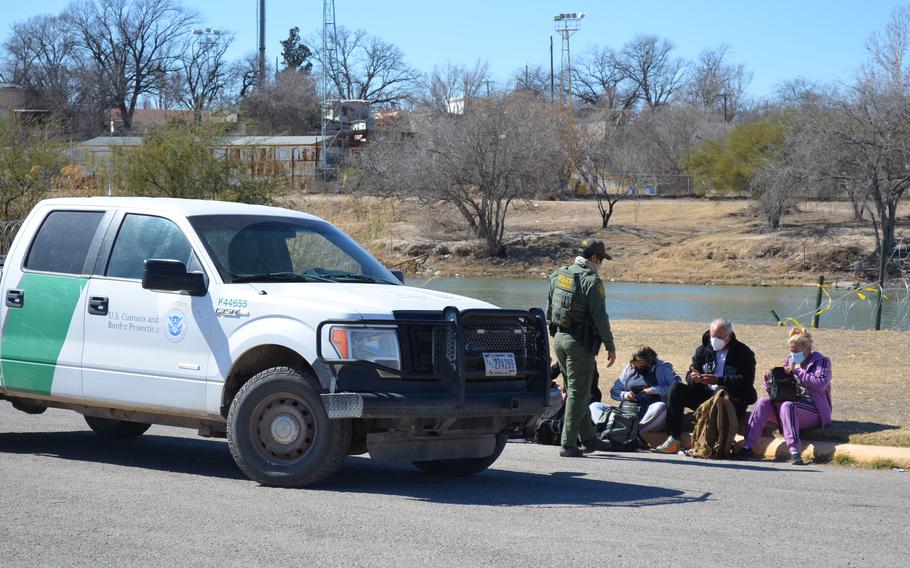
left=293, top=195, right=907, bottom=287
left=599, top=320, right=908, bottom=447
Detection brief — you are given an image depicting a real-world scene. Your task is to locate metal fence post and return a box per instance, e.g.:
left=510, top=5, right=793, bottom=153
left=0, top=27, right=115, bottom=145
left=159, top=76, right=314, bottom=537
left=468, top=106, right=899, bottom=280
left=811, top=275, right=825, bottom=329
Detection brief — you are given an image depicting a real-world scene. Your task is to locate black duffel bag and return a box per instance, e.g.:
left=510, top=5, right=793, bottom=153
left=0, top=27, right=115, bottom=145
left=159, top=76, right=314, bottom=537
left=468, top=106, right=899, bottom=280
left=767, top=366, right=798, bottom=402
left=533, top=399, right=566, bottom=446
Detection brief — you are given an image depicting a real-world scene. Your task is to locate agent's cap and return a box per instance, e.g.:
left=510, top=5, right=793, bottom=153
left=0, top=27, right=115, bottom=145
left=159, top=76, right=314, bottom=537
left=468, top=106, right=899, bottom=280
left=580, top=238, right=611, bottom=260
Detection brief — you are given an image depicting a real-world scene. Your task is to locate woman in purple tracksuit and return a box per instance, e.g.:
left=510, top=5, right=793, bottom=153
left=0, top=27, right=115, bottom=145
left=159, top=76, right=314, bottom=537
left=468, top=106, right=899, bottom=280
left=740, top=328, right=832, bottom=465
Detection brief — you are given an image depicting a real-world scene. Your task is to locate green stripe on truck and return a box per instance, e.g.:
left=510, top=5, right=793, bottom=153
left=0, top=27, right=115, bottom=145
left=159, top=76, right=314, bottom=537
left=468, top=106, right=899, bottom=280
left=1, top=273, right=87, bottom=396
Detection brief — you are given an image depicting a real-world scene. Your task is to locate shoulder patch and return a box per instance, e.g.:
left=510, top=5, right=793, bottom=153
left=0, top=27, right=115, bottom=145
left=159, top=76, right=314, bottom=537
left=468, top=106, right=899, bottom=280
left=597, top=283, right=606, bottom=298
left=556, top=274, right=575, bottom=291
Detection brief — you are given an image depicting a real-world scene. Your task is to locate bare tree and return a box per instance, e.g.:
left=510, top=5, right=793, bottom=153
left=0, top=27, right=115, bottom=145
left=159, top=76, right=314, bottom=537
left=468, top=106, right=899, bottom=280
left=65, top=0, right=200, bottom=131
left=633, top=104, right=726, bottom=176
left=315, top=27, right=418, bottom=106
left=180, top=31, right=234, bottom=122
left=239, top=69, right=320, bottom=134
left=3, top=15, right=79, bottom=115
left=615, top=35, right=688, bottom=109
left=228, top=52, right=269, bottom=101
left=575, top=120, right=646, bottom=228
left=684, top=45, right=751, bottom=121
left=865, top=4, right=910, bottom=87
left=353, top=94, right=566, bottom=256
left=510, top=64, right=550, bottom=99
left=419, top=60, right=490, bottom=111
left=573, top=46, right=638, bottom=111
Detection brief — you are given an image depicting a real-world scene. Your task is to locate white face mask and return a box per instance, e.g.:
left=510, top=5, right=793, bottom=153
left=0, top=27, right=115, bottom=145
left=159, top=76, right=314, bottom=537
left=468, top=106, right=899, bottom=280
left=710, top=336, right=727, bottom=351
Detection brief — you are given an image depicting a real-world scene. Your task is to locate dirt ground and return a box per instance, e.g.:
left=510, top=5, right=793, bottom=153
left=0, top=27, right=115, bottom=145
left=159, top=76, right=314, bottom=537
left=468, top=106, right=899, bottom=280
left=291, top=194, right=908, bottom=287
left=598, top=319, right=909, bottom=447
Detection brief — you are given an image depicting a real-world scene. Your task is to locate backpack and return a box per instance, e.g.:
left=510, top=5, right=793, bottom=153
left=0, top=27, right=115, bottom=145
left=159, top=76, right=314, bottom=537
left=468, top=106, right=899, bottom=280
left=690, top=388, right=738, bottom=459
left=533, top=400, right=566, bottom=446
left=767, top=366, right=798, bottom=403
left=596, top=404, right=640, bottom=451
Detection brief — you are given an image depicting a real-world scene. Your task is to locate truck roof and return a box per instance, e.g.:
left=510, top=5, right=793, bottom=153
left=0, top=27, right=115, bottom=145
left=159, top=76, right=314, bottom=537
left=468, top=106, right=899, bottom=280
left=36, top=197, right=324, bottom=221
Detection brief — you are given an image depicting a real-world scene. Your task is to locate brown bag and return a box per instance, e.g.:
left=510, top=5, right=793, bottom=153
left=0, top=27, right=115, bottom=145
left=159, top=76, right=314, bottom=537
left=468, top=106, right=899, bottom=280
left=690, top=388, right=739, bottom=459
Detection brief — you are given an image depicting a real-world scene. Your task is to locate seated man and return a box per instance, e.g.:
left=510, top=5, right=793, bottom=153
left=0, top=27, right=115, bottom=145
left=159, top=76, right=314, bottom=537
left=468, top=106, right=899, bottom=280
left=590, top=346, right=681, bottom=435
left=654, top=318, right=757, bottom=454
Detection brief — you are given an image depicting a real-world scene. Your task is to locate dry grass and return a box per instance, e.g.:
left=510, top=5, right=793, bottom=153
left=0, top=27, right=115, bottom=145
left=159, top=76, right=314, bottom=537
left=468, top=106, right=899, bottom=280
left=589, top=320, right=910, bottom=447
left=290, top=195, right=908, bottom=286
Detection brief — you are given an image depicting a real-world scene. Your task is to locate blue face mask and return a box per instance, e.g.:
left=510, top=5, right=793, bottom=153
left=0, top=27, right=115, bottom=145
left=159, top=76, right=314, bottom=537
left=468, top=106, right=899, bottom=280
left=792, top=351, right=807, bottom=364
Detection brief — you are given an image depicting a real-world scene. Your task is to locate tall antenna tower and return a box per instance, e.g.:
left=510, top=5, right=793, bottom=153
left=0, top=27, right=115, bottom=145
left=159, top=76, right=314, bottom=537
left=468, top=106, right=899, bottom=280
left=554, top=12, right=584, bottom=113
left=320, top=0, right=338, bottom=176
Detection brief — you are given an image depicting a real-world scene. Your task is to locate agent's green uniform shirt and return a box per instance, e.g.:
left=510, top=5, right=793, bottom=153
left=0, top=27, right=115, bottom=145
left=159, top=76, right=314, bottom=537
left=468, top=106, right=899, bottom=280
left=547, top=263, right=615, bottom=352
left=547, top=261, right=616, bottom=449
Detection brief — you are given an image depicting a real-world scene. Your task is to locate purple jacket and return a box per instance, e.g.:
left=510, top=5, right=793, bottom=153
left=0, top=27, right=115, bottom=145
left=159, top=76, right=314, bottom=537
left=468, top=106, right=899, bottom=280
left=784, top=351, right=833, bottom=426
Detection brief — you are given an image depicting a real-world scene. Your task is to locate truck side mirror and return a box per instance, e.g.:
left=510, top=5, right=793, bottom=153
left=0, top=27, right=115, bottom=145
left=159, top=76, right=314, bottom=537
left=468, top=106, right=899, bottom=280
left=142, top=259, right=207, bottom=297
left=390, top=270, right=405, bottom=284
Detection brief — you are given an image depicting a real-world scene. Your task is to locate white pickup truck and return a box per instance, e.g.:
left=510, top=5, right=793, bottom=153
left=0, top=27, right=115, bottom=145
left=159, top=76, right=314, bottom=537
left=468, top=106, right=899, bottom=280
left=0, top=198, right=552, bottom=486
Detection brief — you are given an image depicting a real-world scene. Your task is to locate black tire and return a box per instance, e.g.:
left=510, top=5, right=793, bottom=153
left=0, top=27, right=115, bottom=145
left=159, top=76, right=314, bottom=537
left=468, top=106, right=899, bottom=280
left=84, top=416, right=151, bottom=439
left=412, top=433, right=508, bottom=477
left=226, top=366, right=351, bottom=487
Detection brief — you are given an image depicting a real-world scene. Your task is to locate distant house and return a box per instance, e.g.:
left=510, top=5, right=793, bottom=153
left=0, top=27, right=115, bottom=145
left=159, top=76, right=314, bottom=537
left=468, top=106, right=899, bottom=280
left=0, top=83, right=27, bottom=114
left=75, top=135, right=331, bottom=190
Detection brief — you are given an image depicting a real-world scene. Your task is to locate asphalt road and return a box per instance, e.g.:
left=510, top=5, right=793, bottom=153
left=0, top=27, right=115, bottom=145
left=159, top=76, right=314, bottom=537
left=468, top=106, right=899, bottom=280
left=1, top=404, right=907, bottom=568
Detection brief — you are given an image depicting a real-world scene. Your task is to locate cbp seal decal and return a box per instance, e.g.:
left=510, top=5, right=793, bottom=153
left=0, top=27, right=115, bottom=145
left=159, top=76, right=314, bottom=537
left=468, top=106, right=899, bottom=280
left=165, top=309, right=187, bottom=343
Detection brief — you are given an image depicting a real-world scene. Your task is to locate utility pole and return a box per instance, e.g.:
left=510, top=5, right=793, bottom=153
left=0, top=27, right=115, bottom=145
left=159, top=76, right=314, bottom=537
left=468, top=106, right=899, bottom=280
left=549, top=36, right=554, bottom=103
left=719, top=92, right=730, bottom=123
left=257, top=0, right=266, bottom=88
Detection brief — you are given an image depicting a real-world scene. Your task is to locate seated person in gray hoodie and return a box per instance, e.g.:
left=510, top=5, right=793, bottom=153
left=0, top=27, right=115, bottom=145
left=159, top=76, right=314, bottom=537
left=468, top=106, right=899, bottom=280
left=590, top=346, right=682, bottom=435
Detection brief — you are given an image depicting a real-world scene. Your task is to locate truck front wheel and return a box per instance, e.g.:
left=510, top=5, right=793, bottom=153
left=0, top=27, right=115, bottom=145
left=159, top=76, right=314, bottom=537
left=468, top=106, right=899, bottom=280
left=412, top=433, right=508, bottom=477
left=227, top=367, right=351, bottom=487
left=84, top=416, right=151, bottom=438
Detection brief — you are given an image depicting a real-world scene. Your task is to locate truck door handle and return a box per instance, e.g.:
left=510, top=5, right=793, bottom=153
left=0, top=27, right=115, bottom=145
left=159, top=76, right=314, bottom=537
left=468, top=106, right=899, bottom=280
left=5, top=289, right=24, bottom=308
left=88, top=296, right=109, bottom=316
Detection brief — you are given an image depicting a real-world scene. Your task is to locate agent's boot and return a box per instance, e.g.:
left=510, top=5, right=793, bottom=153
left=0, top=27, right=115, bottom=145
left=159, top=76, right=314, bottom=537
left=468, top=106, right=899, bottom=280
left=559, top=446, right=585, bottom=458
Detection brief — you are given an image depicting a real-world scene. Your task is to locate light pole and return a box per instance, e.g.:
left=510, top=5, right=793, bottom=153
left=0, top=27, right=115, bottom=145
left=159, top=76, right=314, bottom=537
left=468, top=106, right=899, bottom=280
left=554, top=12, right=584, bottom=112
left=191, top=28, right=222, bottom=125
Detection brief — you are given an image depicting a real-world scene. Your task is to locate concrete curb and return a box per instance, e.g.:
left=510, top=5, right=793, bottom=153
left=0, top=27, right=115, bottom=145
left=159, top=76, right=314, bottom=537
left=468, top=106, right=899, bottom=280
left=640, top=432, right=910, bottom=467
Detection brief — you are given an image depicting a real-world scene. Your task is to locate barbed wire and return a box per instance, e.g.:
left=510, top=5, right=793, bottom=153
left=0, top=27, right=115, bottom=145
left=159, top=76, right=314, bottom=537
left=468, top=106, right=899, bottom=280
left=775, top=234, right=910, bottom=331
left=0, top=220, right=22, bottom=255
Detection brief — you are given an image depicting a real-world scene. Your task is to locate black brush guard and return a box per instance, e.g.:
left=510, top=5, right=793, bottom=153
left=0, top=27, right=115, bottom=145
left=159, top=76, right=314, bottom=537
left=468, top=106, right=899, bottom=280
left=316, top=307, right=554, bottom=419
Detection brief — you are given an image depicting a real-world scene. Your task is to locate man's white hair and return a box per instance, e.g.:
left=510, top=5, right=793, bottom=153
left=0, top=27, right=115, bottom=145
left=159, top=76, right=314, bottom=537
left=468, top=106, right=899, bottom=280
left=711, top=318, right=734, bottom=333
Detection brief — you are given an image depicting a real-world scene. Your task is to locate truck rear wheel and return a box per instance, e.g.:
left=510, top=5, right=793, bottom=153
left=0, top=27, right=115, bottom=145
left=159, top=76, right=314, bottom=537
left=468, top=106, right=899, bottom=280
left=84, top=416, right=151, bottom=438
left=227, top=367, right=351, bottom=487
left=412, top=433, right=508, bottom=477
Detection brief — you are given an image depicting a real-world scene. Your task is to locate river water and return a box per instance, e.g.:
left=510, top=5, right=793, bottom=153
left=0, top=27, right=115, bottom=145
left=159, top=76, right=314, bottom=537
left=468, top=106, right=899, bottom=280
left=413, top=278, right=908, bottom=331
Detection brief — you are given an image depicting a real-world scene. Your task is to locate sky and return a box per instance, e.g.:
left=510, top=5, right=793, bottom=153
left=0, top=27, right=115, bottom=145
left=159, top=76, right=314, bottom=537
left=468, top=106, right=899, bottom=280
left=2, top=0, right=907, bottom=97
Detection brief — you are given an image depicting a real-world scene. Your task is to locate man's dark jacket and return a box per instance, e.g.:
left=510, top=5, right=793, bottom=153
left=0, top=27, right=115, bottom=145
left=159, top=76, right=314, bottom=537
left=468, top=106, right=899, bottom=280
left=685, top=330, right=758, bottom=415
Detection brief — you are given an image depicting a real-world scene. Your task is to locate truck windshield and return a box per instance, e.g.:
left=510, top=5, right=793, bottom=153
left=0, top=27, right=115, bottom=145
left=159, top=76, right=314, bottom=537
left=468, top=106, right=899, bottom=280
left=189, top=214, right=399, bottom=285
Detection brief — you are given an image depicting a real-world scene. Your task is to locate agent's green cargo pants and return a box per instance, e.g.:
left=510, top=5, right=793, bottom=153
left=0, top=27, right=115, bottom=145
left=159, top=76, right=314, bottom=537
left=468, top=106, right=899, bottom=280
left=554, top=331, right=597, bottom=449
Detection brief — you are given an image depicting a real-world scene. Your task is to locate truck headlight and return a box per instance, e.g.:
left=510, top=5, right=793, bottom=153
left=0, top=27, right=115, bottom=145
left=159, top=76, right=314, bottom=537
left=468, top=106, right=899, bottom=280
left=329, top=326, right=401, bottom=370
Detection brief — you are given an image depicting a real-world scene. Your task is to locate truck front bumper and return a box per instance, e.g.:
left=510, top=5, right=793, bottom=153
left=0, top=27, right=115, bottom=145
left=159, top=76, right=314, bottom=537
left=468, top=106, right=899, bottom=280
left=321, top=389, right=560, bottom=419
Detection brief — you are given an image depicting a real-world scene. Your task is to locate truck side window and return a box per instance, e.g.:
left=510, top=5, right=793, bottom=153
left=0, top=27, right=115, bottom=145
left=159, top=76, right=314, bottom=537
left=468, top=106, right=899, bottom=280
left=25, top=210, right=105, bottom=275
left=106, top=214, right=194, bottom=280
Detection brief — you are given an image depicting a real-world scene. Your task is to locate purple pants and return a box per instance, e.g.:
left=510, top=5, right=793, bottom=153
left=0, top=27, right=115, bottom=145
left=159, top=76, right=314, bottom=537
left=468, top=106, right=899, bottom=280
left=744, top=397, right=821, bottom=454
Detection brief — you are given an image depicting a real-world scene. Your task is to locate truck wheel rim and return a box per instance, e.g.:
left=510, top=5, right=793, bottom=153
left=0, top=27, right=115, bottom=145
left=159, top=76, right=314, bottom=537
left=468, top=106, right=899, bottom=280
left=251, top=394, right=316, bottom=465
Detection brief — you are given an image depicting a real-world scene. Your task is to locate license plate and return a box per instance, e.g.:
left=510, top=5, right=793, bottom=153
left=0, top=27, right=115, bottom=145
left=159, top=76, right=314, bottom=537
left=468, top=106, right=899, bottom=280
left=482, top=352, right=517, bottom=377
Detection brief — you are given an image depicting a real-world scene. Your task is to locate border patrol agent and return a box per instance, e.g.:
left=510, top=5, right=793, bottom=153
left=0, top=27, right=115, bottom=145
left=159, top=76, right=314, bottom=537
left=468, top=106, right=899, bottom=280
left=547, top=239, right=617, bottom=457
